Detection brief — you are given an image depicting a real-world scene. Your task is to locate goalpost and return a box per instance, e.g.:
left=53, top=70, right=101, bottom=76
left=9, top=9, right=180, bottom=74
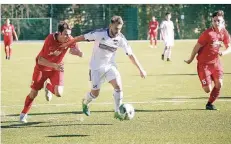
left=1, top=18, right=52, bottom=40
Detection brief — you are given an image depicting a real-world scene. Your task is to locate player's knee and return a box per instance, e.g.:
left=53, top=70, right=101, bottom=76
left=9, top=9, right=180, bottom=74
left=203, top=87, right=211, bottom=93
left=54, top=86, right=64, bottom=97
left=91, top=89, right=100, bottom=97
left=29, top=89, right=38, bottom=99
left=215, top=81, right=223, bottom=89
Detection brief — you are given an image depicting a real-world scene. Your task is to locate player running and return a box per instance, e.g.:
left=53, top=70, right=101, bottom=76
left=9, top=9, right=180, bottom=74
left=1, top=18, right=18, bottom=60
left=19, top=21, right=83, bottom=123
left=61, top=15, right=147, bottom=120
left=185, top=10, right=231, bottom=110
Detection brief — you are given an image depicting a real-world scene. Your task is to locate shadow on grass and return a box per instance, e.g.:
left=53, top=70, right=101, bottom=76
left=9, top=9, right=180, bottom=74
left=1, top=122, right=44, bottom=129
left=1, top=122, right=112, bottom=129
left=156, top=97, right=231, bottom=100
left=47, top=134, right=89, bottom=137
left=135, top=109, right=206, bottom=112
left=135, top=73, right=231, bottom=76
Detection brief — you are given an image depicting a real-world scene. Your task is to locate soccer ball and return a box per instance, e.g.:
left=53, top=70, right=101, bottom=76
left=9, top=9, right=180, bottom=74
left=119, top=103, right=135, bottom=120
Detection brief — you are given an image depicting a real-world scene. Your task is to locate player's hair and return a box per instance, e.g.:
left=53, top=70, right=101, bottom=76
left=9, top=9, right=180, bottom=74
left=58, top=21, right=71, bottom=33
left=212, top=10, right=224, bottom=18
left=110, top=16, right=124, bottom=25
left=165, top=12, right=171, bottom=16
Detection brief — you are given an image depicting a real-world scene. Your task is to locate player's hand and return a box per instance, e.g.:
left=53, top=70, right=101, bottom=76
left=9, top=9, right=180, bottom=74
left=69, top=48, right=84, bottom=57
left=140, top=69, right=147, bottom=78
left=184, top=59, right=193, bottom=64
left=54, top=63, right=64, bottom=72
left=218, top=51, right=223, bottom=56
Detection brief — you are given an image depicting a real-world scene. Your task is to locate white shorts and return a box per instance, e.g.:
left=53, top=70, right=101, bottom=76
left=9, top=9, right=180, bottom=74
left=163, top=37, right=174, bottom=47
left=89, top=66, right=122, bottom=90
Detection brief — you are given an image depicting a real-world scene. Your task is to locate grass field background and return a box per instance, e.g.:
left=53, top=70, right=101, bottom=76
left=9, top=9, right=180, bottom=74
left=1, top=40, right=231, bottom=144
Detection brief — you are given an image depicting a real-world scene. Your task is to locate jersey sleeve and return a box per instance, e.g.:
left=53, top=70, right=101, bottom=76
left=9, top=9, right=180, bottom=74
left=197, top=31, right=208, bottom=46
left=119, top=37, right=133, bottom=56
left=39, top=35, right=52, bottom=59
left=1, top=25, right=5, bottom=32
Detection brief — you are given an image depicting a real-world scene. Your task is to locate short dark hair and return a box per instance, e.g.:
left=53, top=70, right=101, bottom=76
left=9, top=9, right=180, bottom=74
left=58, top=21, right=71, bottom=33
left=165, top=12, right=171, bottom=16
left=110, top=16, right=123, bottom=24
left=212, top=10, right=224, bottom=18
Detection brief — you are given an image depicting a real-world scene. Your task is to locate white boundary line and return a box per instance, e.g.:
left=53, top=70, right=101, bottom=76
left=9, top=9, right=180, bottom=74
left=2, top=99, right=231, bottom=108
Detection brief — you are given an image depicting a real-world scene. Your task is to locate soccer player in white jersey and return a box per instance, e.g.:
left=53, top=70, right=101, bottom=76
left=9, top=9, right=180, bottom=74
left=61, top=16, right=147, bottom=120
left=160, top=12, right=174, bottom=61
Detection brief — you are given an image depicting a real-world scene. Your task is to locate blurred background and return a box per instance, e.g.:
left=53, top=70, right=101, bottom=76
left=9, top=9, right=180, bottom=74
left=1, top=4, right=231, bottom=40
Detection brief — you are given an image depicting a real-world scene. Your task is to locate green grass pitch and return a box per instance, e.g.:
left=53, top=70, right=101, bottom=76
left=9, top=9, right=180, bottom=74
left=1, top=40, right=231, bottom=144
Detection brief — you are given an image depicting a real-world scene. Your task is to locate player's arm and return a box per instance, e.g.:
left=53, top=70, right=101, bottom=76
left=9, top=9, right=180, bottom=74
left=60, top=30, right=98, bottom=48
left=13, top=30, right=18, bottom=41
left=1, top=26, right=4, bottom=35
left=219, top=32, right=231, bottom=56
left=184, top=43, right=202, bottom=64
left=219, top=43, right=231, bottom=56
left=128, top=54, right=146, bottom=78
left=160, top=22, right=165, bottom=40
left=120, top=38, right=146, bottom=78
left=37, top=56, right=64, bottom=71
left=155, top=22, right=159, bottom=32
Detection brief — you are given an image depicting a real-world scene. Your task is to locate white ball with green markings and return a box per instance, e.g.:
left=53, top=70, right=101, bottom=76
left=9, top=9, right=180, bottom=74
left=119, top=103, right=135, bottom=120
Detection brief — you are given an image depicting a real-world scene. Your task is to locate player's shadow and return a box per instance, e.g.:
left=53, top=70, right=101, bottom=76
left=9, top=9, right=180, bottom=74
left=156, top=96, right=231, bottom=100
left=1, top=122, right=45, bottom=129
left=140, top=72, right=231, bottom=76
left=47, top=134, right=89, bottom=137
left=6, top=110, right=116, bottom=117
left=135, top=109, right=206, bottom=113
left=1, top=122, right=112, bottom=129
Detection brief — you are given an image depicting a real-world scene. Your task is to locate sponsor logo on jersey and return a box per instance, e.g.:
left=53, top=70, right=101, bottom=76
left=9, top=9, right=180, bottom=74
left=99, top=43, right=117, bottom=52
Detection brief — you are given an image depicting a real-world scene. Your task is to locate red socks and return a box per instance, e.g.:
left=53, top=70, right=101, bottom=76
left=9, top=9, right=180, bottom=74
left=46, top=83, right=55, bottom=94
left=208, top=87, right=220, bottom=104
left=21, top=95, right=34, bottom=114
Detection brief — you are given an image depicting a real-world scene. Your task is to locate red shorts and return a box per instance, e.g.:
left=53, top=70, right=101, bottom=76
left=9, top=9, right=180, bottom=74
left=30, top=66, right=64, bottom=91
left=4, top=38, right=13, bottom=46
left=197, top=62, right=223, bottom=87
left=149, top=32, right=158, bottom=38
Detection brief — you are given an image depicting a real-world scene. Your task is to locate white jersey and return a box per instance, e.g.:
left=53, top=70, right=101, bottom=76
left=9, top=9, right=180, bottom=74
left=160, top=20, right=174, bottom=39
left=84, top=28, right=133, bottom=70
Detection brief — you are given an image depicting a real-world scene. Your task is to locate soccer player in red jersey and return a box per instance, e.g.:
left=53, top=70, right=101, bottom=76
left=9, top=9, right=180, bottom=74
left=19, top=21, right=83, bottom=123
left=148, top=16, right=159, bottom=48
left=1, top=18, right=18, bottom=60
left=185, top=10, right=231, bottom=110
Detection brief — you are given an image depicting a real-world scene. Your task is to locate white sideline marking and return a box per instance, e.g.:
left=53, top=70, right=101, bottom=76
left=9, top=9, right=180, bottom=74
left=1, top=99, right=231, bottom=108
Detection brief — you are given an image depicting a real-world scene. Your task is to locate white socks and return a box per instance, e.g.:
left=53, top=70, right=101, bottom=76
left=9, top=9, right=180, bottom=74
left=113, top=89, right=123, bottom=112
left=83, top=92, right=96, bottom=105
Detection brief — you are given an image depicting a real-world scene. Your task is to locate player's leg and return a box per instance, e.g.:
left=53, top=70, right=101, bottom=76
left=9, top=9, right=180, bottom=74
left=153, top=32, right=158, bottom=48
left=166, top=46, right=172, bottom=61
left=206, top=66, right=223, bottom=110
left=82, top=69, right=103, bottom=116
left=106, top=66, right=124, bottom=120
left=45, top=70, right=65, bottom=101
left=149, top=33, right=154, bottom=48
left=20, top=67, right=47, bottom=123
left=20, top=89, right=39, bottom=123
left=4, top=40, right=10, bottom=59
left=8, top=44, right=12, bottom=60
left=162, top=45, right=167, bottom=60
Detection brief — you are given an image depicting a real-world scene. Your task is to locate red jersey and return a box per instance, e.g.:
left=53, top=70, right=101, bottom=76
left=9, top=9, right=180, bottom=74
left=149, top=21, right=159, bottom=32
left=35, top=33, right=76, bottom=71
left=1, top=24, right=15, bottom=40
left=197, top=27, right=230, bottom=64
